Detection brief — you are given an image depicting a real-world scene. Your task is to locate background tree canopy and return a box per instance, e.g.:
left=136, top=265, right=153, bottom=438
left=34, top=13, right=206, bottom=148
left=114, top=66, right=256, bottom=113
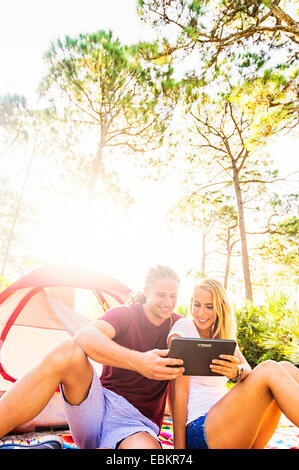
left=137, top=0, right=298, bottom=302
left=0, top=2, right=298, bottom=321
left=138, top=1, right=299, bottom=67
left=40, top=30, right=179, bottom=197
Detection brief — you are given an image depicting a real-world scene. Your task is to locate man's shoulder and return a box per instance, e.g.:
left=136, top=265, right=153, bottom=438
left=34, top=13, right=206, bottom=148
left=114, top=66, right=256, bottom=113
left=100, top=303, right=142, bottom=336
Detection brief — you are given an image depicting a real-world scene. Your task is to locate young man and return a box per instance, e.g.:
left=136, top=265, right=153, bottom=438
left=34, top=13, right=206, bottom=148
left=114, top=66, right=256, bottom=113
left=0, top=265, right=185, bottom=449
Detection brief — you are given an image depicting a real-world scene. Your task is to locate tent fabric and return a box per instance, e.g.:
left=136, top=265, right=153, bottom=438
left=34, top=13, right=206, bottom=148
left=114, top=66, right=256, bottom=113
left=0, top=264, right=130, bottom=309
left=0, top=265, right=131, bottom=433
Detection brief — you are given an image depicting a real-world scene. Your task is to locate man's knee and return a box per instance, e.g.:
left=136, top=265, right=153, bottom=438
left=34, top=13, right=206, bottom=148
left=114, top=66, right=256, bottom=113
left=118, top=432, right=161, bottom=449
left=44, top=339, right=88, bottom=375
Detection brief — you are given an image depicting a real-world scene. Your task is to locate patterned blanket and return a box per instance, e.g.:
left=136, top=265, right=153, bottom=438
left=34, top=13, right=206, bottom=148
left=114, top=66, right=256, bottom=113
left=158, top=415, right=299, bottom=450
left=58, top=414, right=299, bottom=449
left=2, top=414, right=298, bottom=449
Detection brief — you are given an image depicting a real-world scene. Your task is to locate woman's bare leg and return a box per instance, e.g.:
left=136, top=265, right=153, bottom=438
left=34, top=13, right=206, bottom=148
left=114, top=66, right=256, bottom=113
left=279, top=361, right=299, bottom=383
left=205, top=360, right=299, bottom=449
left=0, top=339, right=93, bottom=438
left=251, top=361, right=299, bottom=449
left=251, top=400, right=281, bottom=449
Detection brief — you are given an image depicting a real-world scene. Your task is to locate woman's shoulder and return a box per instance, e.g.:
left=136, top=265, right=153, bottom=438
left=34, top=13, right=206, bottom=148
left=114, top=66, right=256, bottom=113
left=175, top=316, right=193, bottom=326
left=169, top=316, right=195, bottom=337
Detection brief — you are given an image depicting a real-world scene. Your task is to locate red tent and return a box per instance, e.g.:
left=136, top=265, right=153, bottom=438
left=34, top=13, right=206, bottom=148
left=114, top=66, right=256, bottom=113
left=0, top=265, right=131, bottom=432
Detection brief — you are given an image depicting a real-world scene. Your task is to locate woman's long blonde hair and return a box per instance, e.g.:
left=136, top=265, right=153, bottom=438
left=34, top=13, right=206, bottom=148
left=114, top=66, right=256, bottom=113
left=191, top=278, right=237, bottom=340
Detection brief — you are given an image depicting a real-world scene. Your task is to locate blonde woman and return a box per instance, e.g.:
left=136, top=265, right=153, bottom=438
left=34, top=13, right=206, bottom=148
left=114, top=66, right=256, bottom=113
left=168, top=278, right=299, bottom=449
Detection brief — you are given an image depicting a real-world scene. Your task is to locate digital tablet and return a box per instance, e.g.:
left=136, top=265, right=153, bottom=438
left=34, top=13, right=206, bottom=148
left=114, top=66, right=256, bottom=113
left=168, top=337, right=237, bottom=376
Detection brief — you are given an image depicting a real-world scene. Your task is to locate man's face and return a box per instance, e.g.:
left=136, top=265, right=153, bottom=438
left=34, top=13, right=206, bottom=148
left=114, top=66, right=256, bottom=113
left=143, top=278, right=179, bottom=326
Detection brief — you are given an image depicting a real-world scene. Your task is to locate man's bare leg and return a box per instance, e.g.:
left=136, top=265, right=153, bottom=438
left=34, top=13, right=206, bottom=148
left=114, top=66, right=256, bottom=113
left=117, top=432, right=161, bottom=449
left=0, top=339, right=93, bottom=438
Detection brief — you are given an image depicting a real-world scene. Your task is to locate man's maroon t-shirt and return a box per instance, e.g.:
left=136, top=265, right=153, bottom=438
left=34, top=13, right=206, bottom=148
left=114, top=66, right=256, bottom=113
left=99, top=303, right=181, bottom=430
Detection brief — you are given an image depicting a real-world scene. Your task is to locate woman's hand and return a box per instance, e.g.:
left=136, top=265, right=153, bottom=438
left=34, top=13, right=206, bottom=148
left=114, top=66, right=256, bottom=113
left=209, top=354, right=240, bottom=380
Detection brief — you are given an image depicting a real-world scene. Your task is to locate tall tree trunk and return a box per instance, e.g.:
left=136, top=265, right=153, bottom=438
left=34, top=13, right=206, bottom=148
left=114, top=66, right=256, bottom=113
left=89, top=139, right=104, bottom=198
left=224, top=226, right=232, bottom=290
left=89, top=114, right=107, bottom=198
left=201, top=232, right=207, bottom=276
left=232, top=164, right=253, bottom=301
left=223, top=225, right=238, bottom=290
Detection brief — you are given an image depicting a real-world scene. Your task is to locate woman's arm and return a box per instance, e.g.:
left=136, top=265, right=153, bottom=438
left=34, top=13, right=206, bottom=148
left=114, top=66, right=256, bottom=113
left=168, top=333, right=190, bottom=449
left=234, top=345, right=252, bottom=380
left=172, top=374, right=190, bottom=449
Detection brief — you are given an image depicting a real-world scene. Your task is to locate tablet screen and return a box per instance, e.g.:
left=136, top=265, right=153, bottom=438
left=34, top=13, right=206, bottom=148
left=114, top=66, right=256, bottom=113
left=168, top=337, right=237, bottom=376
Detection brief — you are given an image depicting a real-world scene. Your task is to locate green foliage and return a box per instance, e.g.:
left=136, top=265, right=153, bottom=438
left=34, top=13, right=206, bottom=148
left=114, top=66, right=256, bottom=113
left=40, top=30, right=180, bottom=196
left=139, top=0, right=299, bottom=71
left=229, top=66, right=298, bottom=145
left=41, top=30, right=178, bottom=133
left=0, top=276, right=11, bottom=291
left=259, top=213, right=299, bottom=278
left=188, top=1, right=204, bottom=15
left=0, top=94, right=28, bottom=140
left=176, top=304, right=189, bottom=318
left=235, top=293, right=299, bottom=368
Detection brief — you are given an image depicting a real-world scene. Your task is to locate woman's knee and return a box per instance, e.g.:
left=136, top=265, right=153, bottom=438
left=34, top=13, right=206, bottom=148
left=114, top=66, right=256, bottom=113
left=252, top=359, right=280, bottom=380
left=278, top=360, right=298, bottom=378
left=278, top=360, right=292, bottom=368
left=255, top=359, right=277, bottom=370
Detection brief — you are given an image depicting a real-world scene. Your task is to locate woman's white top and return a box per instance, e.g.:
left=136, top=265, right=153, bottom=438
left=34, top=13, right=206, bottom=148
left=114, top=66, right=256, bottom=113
left=168, top=317, right=228, bottom=425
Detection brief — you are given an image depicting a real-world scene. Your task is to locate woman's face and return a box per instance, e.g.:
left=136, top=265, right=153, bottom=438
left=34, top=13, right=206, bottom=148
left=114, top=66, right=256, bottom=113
left=191, top=287, right=217, bottom=337
left=143, top=278, right=178, bottom=326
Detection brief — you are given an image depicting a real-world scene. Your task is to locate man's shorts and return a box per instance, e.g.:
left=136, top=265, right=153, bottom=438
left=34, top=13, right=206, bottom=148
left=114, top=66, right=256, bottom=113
left=59, top=367, right=160, bottom=449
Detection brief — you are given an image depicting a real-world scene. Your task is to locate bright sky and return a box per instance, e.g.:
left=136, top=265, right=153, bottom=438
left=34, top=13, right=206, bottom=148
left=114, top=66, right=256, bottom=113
left=0, top=0, right=154, bottom=103
left=1, top=0, right=298, bottom=304
left=0, top=0, right=200, bottom=299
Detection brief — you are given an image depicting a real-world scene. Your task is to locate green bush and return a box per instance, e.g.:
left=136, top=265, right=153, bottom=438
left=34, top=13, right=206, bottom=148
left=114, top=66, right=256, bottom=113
left=0, top=276, right=11, bottom=292
left=176, top=304, right=189, bottom=318
left=235, top=293, right=299, bottom=368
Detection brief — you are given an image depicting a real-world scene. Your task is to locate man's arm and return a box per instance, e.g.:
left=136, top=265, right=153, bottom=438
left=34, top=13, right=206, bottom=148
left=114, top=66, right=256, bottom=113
left=74, top=319, right=185, bottom=381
